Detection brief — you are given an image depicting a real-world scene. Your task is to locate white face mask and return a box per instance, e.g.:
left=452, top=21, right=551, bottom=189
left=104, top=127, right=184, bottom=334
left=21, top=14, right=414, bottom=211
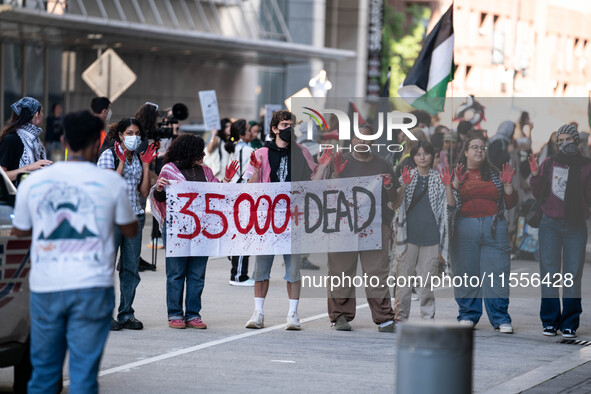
left=105, top=108, right=112, bottom=121
left=124, top=135, right=141, bottom=151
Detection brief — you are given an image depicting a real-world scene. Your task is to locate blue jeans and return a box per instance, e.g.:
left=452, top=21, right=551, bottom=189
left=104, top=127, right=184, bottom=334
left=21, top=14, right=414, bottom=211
left=451, top=215, right=512, bottom=328
left=113, top=213, right=145, bottom=323
left=538, top=214, right=587, bottom=331
left=163, top=226, right=208, bottom=321
left=28, top=287, right=113, bottom=394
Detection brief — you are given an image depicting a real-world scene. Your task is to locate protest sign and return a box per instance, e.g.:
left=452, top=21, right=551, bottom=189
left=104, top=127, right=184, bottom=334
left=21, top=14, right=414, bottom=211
left=165, top=176, right=382, bottom=257
left=199, top=90, right=221, bottom=131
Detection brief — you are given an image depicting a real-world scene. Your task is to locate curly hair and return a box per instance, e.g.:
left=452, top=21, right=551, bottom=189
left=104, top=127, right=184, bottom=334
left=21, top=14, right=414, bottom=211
left=106, top=118, right=145, bottom=143
left=164, top=134, right=205, bottom=170
left=135, top=104, right=158, bottom=136
left=269, top=110, right=295, bottom=140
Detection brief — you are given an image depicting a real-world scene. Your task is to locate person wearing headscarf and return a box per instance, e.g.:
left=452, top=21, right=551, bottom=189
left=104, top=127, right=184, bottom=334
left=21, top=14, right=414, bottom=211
left=0, top=97, right=52, bottom=181
left=488, top=121, right=515, bottom=170
left=529, top=124, right=591, bottom=338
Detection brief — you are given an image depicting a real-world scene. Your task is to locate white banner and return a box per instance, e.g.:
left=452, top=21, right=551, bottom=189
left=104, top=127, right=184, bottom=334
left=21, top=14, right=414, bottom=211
left=165, top=176, right=382, bottom=257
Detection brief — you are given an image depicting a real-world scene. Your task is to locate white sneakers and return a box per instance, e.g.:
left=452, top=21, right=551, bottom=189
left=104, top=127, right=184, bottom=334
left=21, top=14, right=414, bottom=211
left=246, top=310, right=301, bottom=330
left=229, top=278, right=255, bottom=287
left=498, top=323, right=513, bottom=334
left=285, top=312, right=301, bottom=331
left=245, top=311, right=264, bottom=329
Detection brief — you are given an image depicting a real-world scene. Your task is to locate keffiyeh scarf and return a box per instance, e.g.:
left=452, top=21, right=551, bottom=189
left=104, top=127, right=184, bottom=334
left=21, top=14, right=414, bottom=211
left=17, top=123, right=46, bottom=168
left=395, top=168, right=452, bottom=262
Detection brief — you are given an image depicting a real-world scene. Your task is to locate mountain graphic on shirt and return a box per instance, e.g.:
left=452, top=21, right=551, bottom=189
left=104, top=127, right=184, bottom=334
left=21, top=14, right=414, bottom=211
left=38, top=218, right=98, bottom=240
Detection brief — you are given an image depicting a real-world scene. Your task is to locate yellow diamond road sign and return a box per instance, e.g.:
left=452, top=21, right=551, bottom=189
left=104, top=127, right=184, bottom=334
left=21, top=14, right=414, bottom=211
left=82, top=49, right=136, bottom=102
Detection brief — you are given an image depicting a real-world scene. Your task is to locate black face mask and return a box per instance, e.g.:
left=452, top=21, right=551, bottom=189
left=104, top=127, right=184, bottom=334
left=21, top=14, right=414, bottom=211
left=278, top=126, right=292, bottom=143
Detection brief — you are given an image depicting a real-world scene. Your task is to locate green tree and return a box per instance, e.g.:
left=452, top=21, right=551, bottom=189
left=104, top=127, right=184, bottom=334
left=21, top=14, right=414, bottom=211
left=381, top=4, right=432, bottom=97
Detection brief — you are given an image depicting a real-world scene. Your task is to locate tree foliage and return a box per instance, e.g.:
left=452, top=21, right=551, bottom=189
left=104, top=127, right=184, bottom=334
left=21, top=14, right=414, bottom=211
left=381, top=4, right=432, bottom=97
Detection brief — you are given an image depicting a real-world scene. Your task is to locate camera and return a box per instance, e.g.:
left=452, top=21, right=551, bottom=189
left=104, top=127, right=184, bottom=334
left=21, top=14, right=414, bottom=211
left=151, top=103, right=189, bottom=140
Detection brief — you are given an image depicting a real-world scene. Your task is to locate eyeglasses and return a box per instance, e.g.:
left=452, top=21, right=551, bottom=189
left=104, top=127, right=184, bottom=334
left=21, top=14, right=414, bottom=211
left=145, top=102, right=159, bottom=111
left=468, top=145, right=487, bottom=152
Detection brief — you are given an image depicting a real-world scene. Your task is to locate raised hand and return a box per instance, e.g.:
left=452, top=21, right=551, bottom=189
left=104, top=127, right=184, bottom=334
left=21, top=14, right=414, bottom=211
left=249, top=151, right=262, bottom=171
left=141, top=144, right=158, bottom=165
left=454, top=163, right=467, bottom=184
left=224, top=160, right=240, bottom=182
left=500, top=162, right=515, bottom=185
left=317, top=148, right=333, bottom=166
left=528, top=153, right=539, bottom=176
left=334, top=151, right=348, bottom=176
left=114, top=142, right=127, bottom=164
left=438, top=165, right=452, bottom=185
left=401, top=165, right=414, bottom=185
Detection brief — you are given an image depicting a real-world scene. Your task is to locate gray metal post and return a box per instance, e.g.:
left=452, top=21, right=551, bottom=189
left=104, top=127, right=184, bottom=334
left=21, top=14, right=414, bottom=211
left=397, top=322, right=473, bottom=394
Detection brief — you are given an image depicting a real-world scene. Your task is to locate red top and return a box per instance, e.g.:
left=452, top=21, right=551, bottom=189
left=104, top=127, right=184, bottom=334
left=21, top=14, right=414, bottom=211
left=458, top=169, right=518, bottom=217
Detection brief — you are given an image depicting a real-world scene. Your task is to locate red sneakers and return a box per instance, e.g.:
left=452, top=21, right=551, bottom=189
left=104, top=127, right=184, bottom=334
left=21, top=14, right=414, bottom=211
left=186, top=318, right=207, bottom=329
left=168, top=319, right=186, bottom=329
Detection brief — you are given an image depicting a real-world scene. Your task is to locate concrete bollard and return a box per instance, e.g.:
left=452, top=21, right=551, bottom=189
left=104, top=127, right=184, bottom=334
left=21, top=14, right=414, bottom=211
left=396, top=322, right=473, bottom=394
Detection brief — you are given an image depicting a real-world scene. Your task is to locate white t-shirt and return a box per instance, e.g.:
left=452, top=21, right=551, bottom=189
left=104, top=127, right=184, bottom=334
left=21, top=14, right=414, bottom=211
left=13, top=161, right=137, bottom=293
left=229, top=141, right=254, bottom=183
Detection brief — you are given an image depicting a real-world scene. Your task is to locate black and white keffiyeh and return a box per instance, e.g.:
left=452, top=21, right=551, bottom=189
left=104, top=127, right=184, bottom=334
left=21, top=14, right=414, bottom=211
left=395, top=168, right=452, bottom=261
left=17, top=123, right=46, bottom=168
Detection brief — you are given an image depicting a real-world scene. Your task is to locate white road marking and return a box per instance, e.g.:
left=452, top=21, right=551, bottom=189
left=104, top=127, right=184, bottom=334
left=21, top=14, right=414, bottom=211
left=271, top=360, right=296, bottom=363
left=63, top=303, right=371, bottom=386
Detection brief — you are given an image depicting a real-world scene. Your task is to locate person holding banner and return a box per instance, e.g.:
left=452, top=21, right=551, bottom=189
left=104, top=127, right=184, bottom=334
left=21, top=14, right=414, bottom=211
left=225, top=119, right=255, bottom=286
left=392, top=141, right=455, bottom=324
left=450, top=134, right=516, bottom=333
left=98, top=118, right=157, bottom=331
left=150, top=134, right=239, bottom=329
left=243, top=110, right=326, bottom=330
left=325, top=123, right=398, bottom=332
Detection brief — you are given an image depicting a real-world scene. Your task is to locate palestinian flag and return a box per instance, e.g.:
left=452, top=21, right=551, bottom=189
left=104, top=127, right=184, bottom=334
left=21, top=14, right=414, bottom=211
left=398, top=5, right=454, bottom=115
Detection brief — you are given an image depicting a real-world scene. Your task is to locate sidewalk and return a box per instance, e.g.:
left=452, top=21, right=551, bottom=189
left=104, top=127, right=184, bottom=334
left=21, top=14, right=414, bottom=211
left=2, top=217, right=591, bottom=393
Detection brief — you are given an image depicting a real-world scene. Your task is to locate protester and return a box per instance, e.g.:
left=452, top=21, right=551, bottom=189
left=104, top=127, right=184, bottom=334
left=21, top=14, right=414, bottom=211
left=243, top=110, right=326, bottom=330
left=410, top=109, right=432, bottom=136
left=225, top=119, right=255, bottom=286
left=204, top=117, right=232, bottom=180
left=12, top=110, right=138, bottom=393
left=529, top=124, right=591, bottom=338
left=488, top=121, right=515, bottom=170
left=0, top=97, right=52, bottom=181
left=90, top=96, right=111, bottom=148
left=451, top=134, right=516, bottom=333
left=45, top=102, right=64, bottom=161
left=392, top=141, right=455, bottom=324
left=134, top=102, right=160, bottom=271
left=457, top=120, right=474, bottom=143
left=248, top=120, right=263, bottom=149
left=393, top=128, right=429, bottom=179
left=98, top=118, right=157, bottom=331
left=326, top=123, right=398, bottom=332
left=150, top=134, right=238, bottom=329
left=441, top=131, right=461, bottom=168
